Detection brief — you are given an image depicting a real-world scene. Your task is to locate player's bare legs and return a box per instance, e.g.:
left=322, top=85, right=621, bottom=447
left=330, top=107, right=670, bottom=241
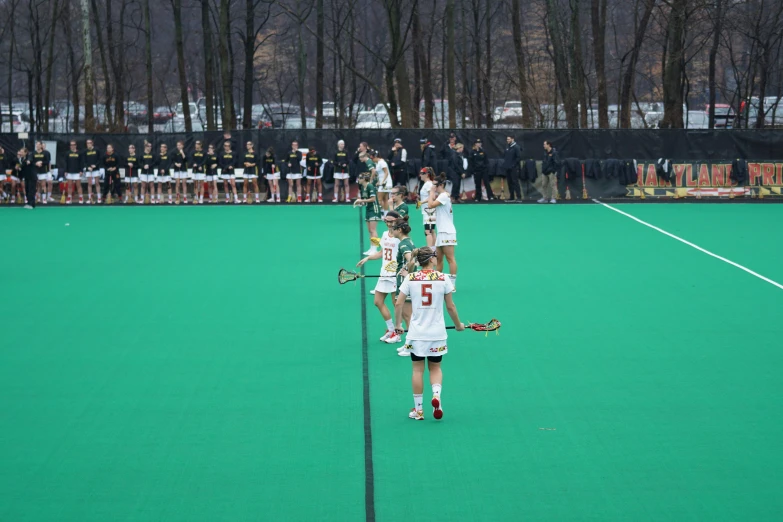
left=428, top=360, right=443, bottom=419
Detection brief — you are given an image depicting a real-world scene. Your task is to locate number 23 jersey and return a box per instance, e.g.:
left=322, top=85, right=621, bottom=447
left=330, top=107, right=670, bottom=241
left=399, top=270, right=454, bottom=341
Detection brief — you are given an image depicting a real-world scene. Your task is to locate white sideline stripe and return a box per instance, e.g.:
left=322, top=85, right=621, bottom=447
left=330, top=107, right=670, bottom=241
left=593, top=199, right=783, bottom=291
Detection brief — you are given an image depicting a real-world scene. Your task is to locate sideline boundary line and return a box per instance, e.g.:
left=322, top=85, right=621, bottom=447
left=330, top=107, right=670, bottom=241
left=593, top=199, right=783, bottom=291
left=358, top=207, right=376, bottom=522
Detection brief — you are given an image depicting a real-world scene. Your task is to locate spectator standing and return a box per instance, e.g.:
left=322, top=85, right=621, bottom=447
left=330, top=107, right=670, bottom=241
left=502, top=135, right=523, bottom=201
left=420, top=137, right=437, bottom=173
left=538, top=140, right=560, bottom=204
left=17, top=147, right=35, bottom=209
left=469, top=139, right=494, bottom=201
left=332, top=140, right=351, bottom=203
left=388, top=138, right=408, bottom=187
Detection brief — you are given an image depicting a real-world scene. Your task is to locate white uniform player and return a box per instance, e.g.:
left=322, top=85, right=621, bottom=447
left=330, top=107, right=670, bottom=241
left=398, top=270, right=453, bottom=358
left=375, top=231, right=400, bottom=295
left=434, top=192, right=457, bottom=247
left=419, top=180, right=436, bottom=228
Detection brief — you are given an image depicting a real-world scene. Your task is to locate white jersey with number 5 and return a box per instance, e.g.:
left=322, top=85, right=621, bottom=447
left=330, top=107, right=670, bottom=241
left=399, top=270, right=454, bottom=341
left=379, top=232, right=399, bottom=279
left=435, top=192, right=456, bottom=234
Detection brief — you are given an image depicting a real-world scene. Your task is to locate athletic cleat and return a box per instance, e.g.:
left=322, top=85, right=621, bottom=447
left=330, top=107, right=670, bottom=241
left=332, top=197, right=338, bottom=203
left=305, top=195, right=311, bottom=203
left=317, top=195, right=323, bottom=203
left=432, top=396, right=443, bottom=420
left=297, top=195, right=302, bottom=203
left=369, top=289, right=376, bottom=295
left=363, top=248, right=376, bottom=256
left=267, top=197, right=275, bottom=203
left=550, top=199, right=556, bottom=204
left=537, top=197, right=546, bottom=203
left=183, top=196, right=188, bottom=204
left=409, top=409, right=424, bottom=421
left=380, top=330, right=394, bottom=342
left=397, top=344, right=412, bottom=356
left=385, top=332, right=402, bottom=344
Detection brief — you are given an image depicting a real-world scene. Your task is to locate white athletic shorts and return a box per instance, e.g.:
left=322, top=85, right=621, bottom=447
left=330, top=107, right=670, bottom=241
left=140, top=174, right=155, bottom=183
left=85, top=168, right=104, bottom=179
left=408, top=339, right=448, bottom=358
left=125, top=177, right=139, bottom=184
left=66, top=173, right=82, bottom=181
left=221, top=174, right=235, bottom=180
left=193, top=173, right=206, bottom=181
left=157, top=174, right=172, bottom=183
left=378, top=179, right=392, bottom=192
left=374, top=278, right=397, bottom=295
left=306, top=174, right=322, bottom=180
left=245, top=172, right=258, bottom=179
left=435, top=232, right=457, bottom=247
left=205, top=175, right=218, bottom=182
left=422, top=206, right=437, bottom=226
left=37, top=173, right=53, bottom=181
left=9, top=176, right=20, bottom=182
left=334, top=172, right=350, bottom=180
left=172, top=171, right=188, bottom=179
left=265, top=173, right=280, bottom=180
left=287, top=172, right=303, bottom=180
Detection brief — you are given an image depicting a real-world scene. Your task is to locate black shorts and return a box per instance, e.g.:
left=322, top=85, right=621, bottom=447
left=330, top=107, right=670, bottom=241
left=410, top=353, right=442, bottom=363
left=424, top=224, right=435, bottom=232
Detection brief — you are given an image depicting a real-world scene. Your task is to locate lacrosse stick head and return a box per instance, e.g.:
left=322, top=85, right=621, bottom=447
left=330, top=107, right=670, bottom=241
left=469, top=319, right=501, bottom=333
left=338, top=268, right=359, bottom=285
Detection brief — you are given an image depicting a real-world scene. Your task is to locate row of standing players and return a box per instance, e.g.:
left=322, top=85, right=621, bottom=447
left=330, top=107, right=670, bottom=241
left=353, top=166, right=463, bottom=421
left=0, top=139, right=371, bottom=206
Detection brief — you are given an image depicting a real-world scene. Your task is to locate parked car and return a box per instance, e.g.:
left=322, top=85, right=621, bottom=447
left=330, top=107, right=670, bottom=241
left=355, top=110, right=391, bottom=129
left=500, top=100, right=523, bottom=122
left=704, top=104, right=734, bottom=129
left=124, top=102, right=148, bottom=124
left=153, top=106, right=175, bottom=124
left=685, top=111, right=709, bottom=129
left=0, top=110, right=30, bottom=132
left=322, top=101, right=336, bottom=123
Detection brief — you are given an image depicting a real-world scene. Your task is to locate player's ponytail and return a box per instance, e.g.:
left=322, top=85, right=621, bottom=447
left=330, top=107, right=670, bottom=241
left=413, top=246, right=437, bottom=266
left=391, top=217, right=411, bottom=235
left=435, top=173, right=448, bottom=186
left=421, top=167, right=436, bottom=181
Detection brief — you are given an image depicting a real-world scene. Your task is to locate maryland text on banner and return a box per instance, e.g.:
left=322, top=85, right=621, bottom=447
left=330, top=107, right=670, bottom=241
left=627, top=161, right=783, bottom=199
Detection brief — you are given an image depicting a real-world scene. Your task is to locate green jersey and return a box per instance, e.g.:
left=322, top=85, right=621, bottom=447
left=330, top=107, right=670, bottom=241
left=393, top=203, right=409, bottom=218
left=362, top=182, right=381, bottom=220
left=396, top=237, right=415, bottom=298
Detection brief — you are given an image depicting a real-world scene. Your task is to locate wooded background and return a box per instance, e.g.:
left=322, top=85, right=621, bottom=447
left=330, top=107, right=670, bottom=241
left=1, top=0, right=782, bottom=133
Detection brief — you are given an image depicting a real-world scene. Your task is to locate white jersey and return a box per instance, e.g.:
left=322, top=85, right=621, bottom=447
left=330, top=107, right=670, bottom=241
left=379, top=231, right=400, bottom=278
left=375, top=159, right=392, bottom=188
left=434, top=192, right=456, bottom=234
left=399, top=270, right=454, bottom=341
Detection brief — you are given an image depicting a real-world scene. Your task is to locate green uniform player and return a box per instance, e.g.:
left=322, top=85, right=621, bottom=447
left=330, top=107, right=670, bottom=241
left=361, top=180, right=382, bottom=221
left=393, top=202, right=409, bottom=218
left=396, top=236, right=415, bottom=299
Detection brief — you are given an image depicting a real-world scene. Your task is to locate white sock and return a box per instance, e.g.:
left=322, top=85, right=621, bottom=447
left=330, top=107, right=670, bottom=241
left=385, top=319, right=394, bottom=331
left=413, top=394, right=423, bottom=411
left=432, top=383, right=442, bottom=397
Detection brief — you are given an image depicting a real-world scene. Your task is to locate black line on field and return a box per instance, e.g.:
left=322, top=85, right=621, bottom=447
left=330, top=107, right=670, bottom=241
left=358, top=207, right=375, bottom=522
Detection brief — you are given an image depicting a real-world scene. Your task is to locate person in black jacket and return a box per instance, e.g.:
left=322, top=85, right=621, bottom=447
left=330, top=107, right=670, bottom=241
left=82, top=139, right=103, bottom=204
left=420, top=137, right=437, bottom=171
left=262, top=146, right=279, bottom=203
left=388, top=138, right=408, bottom=187
left=449, top=142, right=467, bottom=202
left=219, top=140, right=239, bottom=204
left=332, top=140, right=350, bottom=203
left=191, top=140, right=206, bottom=204
left=205, top=144, right=220, bottom=203
left=63, top=140, right=84, bottom=205
left=538, top=140, right=560, bottom=204
left=156, top=143, right=173, bottom=204
left=469, top=139, right=494, bottom=201
left=16, top=147, right=36, bottom=209
left=139, top=141, right=157, bottom=204
left=503, top=135, right=523, bottom=201
left=125, top=144, right=140, bottom=204
left=101, top=144, right=122, bottom=203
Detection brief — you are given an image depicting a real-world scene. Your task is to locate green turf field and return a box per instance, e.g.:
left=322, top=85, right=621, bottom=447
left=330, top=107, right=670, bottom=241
left=1, top=203, right=782, bottom=521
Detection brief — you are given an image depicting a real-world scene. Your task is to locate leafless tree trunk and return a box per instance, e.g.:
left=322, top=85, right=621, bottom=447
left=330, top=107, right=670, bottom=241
left=81, top=0, right=96, bottom=131
left=446, top=0, right=457, bottom=127
left=591, top=0, right=608, bottom=128
left=661, top=0, right=687, bottom=128
left=413, top=3, right=433, bottom=127
left=570, top=0, right=587, bottom=129
left=315, top=0, right=324, bottom=128
left=545, top=0, right=577, bottom=128
left=511, top=0, right=532, bottom=126
left=43, top=0, right=61, bottom=132
left=219, top=0, right=236, bottom=130
left=484, top=0, right=492, bottom=127
left=707, top=0, right=722, bottom=129
left=143, top=0, right=153, bottom=132
left=202, top=0, right=215, bottom=130
left=91, top=0, right=113, bottom=128
left=174, top=0, right=192, bottom=131
left=471, top=0, right=482, bottom=126
left=619, top=0, right=654, bottom=128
